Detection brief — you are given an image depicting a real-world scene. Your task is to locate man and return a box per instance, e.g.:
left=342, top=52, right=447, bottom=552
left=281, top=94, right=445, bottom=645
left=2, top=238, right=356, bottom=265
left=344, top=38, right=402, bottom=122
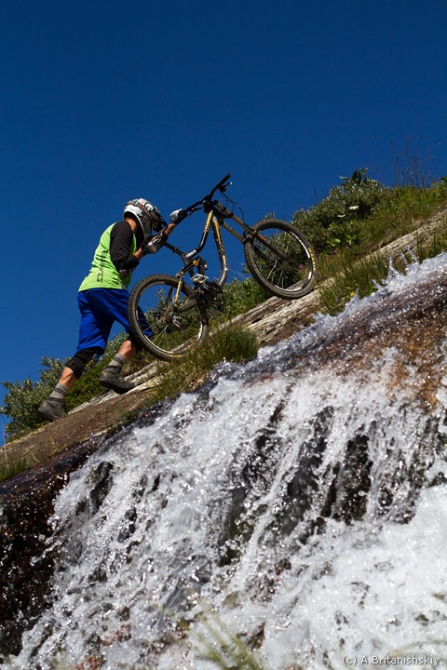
left=38, top=199, right=185, bottom=422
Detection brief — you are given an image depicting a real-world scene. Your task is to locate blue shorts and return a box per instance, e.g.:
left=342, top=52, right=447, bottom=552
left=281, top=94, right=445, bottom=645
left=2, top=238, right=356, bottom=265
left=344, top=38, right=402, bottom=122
left=76, top=288, right=151, bottom=353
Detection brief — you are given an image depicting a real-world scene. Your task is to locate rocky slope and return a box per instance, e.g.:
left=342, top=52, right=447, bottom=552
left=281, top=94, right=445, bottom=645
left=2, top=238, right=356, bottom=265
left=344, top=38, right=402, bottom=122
left=1, top=210, right=447, bottom=661
left=1, top=207, right=446, bottom=480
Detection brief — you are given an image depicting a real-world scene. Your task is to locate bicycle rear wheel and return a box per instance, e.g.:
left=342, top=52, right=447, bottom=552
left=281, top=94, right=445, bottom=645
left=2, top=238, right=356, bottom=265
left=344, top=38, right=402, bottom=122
left=127, top=274, right=209, bottom=362
left=244, top=219, right=318, bottom=299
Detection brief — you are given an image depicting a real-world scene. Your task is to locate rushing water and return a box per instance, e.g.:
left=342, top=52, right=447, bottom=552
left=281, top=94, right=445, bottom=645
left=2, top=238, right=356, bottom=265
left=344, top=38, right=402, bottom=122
left=11, top=255, right=447, bottom=669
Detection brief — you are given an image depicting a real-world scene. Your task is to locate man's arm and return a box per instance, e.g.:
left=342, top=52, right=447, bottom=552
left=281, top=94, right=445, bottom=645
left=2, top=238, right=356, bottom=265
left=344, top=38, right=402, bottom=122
left=139, top=222, right=178, bottom=256
left=110, top=220, right=141, bottom=272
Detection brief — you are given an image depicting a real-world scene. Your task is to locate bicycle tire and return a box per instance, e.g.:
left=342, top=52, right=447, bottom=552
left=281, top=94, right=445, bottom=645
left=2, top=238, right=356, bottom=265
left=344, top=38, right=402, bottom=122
left=244, top=219, right=318, bottom=299
left=127, top=274, right=209, bottom=362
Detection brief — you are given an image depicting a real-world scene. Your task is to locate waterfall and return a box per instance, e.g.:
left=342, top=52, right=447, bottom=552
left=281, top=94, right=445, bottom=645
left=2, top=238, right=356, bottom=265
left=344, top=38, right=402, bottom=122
left=9, top=254, right=447, bottom=669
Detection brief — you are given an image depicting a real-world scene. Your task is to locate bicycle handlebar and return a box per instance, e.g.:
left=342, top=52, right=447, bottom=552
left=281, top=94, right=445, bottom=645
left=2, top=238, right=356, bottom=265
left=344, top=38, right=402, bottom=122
left=183, top=173, right=232, bottom=216
left=209, top=173, right=232, bottom=199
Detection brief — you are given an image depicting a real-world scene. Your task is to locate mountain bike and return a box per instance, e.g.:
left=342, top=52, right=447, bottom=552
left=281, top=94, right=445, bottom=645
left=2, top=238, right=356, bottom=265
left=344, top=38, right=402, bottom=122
left=127, top=174, right=318, bottom=362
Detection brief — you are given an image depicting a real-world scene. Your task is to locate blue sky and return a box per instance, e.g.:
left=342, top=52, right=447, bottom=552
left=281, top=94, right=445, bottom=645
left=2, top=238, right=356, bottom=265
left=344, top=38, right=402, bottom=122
left=1, top=0, right=446, bottom=431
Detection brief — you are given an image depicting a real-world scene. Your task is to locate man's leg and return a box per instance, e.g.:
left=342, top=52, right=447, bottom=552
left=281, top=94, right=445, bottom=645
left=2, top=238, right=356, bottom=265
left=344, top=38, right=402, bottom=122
left=94, top=290, right=143, bottom=394
left=37, top=349, right=103, bottom=422
left=99, top=340, right=137, bottom=394
left=38, top=291, right=109, bottom=422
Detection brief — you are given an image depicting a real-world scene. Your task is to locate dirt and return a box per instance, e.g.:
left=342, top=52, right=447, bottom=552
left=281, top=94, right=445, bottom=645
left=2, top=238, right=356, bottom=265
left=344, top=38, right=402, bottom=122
left=0, top=385, right=158, bottom=474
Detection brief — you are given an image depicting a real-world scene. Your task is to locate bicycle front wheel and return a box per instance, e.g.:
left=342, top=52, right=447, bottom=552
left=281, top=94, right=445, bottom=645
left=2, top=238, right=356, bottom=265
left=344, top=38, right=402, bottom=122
left=127, top=274, right=209, bottom=362
left=244, top=219, right=318, bottom=299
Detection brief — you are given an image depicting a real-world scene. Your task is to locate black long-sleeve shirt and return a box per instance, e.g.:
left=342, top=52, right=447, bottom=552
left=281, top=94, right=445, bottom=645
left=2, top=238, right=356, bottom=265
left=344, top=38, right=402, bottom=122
left=110, top=220, right=142, bottom=273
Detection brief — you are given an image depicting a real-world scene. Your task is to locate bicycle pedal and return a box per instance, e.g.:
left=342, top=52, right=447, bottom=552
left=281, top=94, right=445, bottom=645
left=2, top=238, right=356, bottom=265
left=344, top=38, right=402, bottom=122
left=192, top=274, right=209, bottom=284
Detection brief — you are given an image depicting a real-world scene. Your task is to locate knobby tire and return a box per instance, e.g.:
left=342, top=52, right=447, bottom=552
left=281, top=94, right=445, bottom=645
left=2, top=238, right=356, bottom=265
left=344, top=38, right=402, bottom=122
left=127, top=274, right=209, bottom=362
left=244, top=219, right=318, bottom=299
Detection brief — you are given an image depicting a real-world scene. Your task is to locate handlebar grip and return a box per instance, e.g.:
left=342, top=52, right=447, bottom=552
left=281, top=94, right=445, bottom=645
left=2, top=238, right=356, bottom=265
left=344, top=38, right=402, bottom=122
left=219, top=173, right=231, bottom=187
left=207, top=173, right=232, bottom=200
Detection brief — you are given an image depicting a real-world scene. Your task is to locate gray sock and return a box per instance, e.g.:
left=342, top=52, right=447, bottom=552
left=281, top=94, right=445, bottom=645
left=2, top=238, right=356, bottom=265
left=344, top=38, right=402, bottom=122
left=49, top=383, right=69, bottom=402
left=107, top=353, right=127, bottom=373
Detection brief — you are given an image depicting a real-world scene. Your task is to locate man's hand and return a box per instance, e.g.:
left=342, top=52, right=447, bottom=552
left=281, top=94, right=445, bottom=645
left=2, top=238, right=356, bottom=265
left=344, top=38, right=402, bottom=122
left=141, top=231, right=167, bottom=255
left=170, top=209, right=186, bottom=224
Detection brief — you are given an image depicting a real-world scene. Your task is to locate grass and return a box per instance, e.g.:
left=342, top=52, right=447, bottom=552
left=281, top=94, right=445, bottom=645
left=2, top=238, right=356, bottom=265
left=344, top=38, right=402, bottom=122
left=316, top=180, right=447, bottom=315
left=318, top=215, right=447, bottom=316
left=3, top=166, right=447, bottom=666
left=0, top=322, right=258, bottom=483
left=0, top=456, right=29, bottom=484
left=3, top=171, right=447, bottom=444
left=358, top=181, right=447, bottom=249
left=319, top=250, right=391, bottom=315
left=191, top=600, right=267, bottom=670
left=118, top=320, right=259, bottom=427
left=149, top=321, right=259, bottom=404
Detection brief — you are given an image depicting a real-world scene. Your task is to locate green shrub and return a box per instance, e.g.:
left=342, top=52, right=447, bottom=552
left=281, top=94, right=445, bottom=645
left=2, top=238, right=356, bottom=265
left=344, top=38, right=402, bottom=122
left=1, top=357, right=67, bottom=437
left=1, top=334, right=127, bottom=437
left=222, top=278, right=269, bottom=318
left=293, top=169, right=387, bottom=252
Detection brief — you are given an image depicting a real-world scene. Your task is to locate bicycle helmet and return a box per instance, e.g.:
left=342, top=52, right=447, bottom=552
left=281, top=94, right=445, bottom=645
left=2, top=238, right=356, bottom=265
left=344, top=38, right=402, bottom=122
left=123, top=198, right=165, bottom=237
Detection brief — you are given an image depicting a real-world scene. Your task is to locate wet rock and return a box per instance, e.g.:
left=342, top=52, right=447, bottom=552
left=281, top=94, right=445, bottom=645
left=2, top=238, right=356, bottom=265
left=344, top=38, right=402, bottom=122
left=0, top=436, right=105, bottom=656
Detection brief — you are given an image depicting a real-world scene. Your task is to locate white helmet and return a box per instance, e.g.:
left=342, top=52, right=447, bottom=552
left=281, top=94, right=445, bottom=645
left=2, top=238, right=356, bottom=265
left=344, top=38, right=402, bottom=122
left=123, top=198, right=165, bottom=237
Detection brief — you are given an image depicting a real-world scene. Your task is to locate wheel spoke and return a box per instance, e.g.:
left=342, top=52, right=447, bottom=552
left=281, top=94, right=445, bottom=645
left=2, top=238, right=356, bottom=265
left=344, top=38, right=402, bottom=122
left=245, top=220, right=318, bottom=299
left=128, top=275, right=208, bottom=361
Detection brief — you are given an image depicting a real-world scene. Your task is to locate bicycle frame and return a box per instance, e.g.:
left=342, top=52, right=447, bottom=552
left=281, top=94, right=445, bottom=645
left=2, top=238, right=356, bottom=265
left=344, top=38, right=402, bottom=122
left=158, top=170, right=303, bottom=310
left=162, top=200, right=255, bottom=290
left=127, top=176, right=318, bottom=360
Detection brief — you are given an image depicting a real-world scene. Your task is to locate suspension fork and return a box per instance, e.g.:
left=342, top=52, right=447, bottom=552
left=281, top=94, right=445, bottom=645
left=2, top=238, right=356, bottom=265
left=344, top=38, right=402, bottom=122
left=170, top=271, right=188, bottom=308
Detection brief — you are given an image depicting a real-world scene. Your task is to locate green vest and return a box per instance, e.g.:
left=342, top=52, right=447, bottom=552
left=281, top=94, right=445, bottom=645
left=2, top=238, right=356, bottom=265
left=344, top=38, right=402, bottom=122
left=79, top=224, right=137, bottom=291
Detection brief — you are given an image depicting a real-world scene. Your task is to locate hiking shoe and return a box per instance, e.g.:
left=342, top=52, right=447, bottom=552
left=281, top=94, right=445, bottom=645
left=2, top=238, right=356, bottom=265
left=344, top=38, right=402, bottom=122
left=99, top=368, right=134, bottom=394
left=38, top=398, right=67, bottom=422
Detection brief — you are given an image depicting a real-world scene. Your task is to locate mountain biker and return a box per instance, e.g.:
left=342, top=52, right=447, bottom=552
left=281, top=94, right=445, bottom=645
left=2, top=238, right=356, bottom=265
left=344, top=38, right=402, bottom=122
left=38, top=200, right=185, bottom=423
